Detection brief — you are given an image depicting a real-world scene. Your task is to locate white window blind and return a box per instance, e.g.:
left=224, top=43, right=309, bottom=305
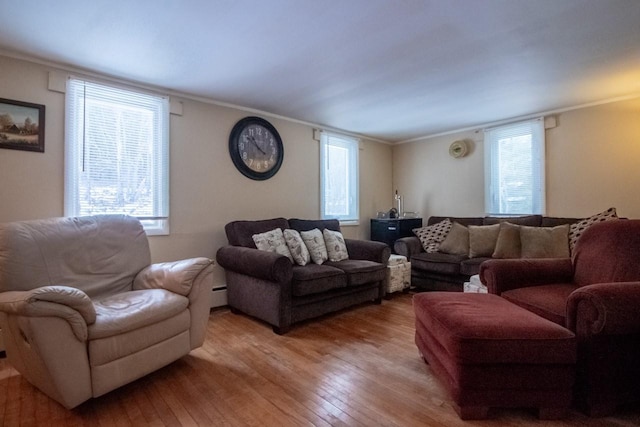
left=484, top=118, right=545, bottom=215
left=64, top=78, right=170, bottom=234
left=320, top=132, right=359, bottom=223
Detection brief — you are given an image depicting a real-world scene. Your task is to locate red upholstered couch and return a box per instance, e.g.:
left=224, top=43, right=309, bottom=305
left=480, top=220, right=640, bottom=416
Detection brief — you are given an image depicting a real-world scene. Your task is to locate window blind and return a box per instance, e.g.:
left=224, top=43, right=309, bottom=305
left=320, top=132, right=359, bottom=222
left=65, top=78, right=169, bottom=233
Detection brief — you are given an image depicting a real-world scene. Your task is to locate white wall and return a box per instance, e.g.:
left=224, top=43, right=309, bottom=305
left=393, top=97, right=640, bottom=220
left=0, top=55, right=393, bottom=288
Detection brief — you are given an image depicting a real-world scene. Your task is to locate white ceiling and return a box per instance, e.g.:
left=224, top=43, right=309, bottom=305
left=1, top=0, right=639, bottom=143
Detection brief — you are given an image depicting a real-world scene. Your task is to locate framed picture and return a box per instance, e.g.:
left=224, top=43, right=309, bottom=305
left=0, top=97, right=45, bottom=153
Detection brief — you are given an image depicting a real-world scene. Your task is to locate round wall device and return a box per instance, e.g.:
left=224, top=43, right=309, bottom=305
left=449, top=140, right=468, bottom=158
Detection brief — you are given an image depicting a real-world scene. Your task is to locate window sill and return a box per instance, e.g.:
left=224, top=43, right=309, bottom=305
left=339, top=220, right=360, bottom=227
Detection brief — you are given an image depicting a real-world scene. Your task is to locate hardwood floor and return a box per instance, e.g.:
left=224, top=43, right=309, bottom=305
left=1, top=293, right=639, bottom=426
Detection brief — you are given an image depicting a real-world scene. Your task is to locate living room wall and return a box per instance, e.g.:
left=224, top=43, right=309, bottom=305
left=392, top=96, right=640, bottom=220
left=0, top=55, right=393, bottom=288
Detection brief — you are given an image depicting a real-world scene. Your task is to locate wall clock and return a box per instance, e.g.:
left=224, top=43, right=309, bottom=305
left=228, top=116, right=284, bottom=180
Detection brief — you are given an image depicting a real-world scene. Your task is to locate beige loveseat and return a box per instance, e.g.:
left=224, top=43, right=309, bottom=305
left=0, top=215, right=214, bottom=408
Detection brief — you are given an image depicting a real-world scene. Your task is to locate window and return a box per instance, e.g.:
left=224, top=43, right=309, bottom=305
left=484, top=118, right=545, bottom=215
left=320, top=132, right=359, bottom=223
left=65, top=78, right=170, bottom=235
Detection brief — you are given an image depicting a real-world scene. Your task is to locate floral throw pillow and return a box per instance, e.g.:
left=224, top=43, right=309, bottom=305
left=412, top=218, right=453, bottom=253
left=283, top=229, right=311, bottom=266
left=323, top=229, right=349, bottom=262
left=569, top=207, right=618, bottom=253
left=300, top=228, right=329, bottom=264
left=252, top=228, right=293, bottom=263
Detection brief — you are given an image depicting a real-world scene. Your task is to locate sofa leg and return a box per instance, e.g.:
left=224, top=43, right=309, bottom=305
left=374, top=297, right=382, bottom=305
left=272, top=325, right=291, bottom=335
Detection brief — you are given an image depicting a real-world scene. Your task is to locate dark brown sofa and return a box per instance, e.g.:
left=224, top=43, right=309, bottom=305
left=394, top=215, right=579, bottom=291
left=480, top=220, right=640, bottom=416
left=216, top=218, right=390, bottom=334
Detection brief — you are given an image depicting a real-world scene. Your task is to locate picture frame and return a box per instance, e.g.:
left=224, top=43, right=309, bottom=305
left=0, top=97, right=45, bottom=153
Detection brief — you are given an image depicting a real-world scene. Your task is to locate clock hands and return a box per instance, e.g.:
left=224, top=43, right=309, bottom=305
left=248, top=136, right=266, bottom=155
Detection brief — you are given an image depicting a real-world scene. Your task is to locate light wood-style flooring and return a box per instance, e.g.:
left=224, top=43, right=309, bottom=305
left=1, top=293, right=639, bottom=426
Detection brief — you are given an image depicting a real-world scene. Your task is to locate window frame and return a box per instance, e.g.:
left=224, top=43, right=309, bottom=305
left=64, top=77, right=170, bottom=235
left=484, top=118, right=546, bottom=216
left=320, top=132, right=360, bottom=225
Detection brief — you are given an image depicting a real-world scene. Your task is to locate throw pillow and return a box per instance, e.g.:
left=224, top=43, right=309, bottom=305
left=569, top=207, right=618, bottom=253
left=492, top=222, right=521, bottom=258
left=468, top=224, right=500, bottom=257
left=283, top=229, right=311, bottom=266
left=323, top=229, right=349, bottom=262
left=438, top=222, right=469, bottom=256
left=252, top=228, right=293, bottom=263
left=412, top=218, right=452, bottom=253
left=520, top=224, right=570, bottom=259
left=300, top=228, right=328, bottom=265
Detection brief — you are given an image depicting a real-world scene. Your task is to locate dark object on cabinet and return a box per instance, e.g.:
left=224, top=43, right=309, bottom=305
left=371, top=218, right=422, bottom=251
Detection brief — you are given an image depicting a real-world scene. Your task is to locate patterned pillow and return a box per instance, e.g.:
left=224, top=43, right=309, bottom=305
left=323, top=229, right=349, bottom=262
left=252, top=228, right=293, bottom=263
left=300, top=228, right=328, bottom=265
left=412, top=218, right=452, bottom=253
left=283, top=229, right=311, bottom=266
left=569, top=208, right=618, bottom=253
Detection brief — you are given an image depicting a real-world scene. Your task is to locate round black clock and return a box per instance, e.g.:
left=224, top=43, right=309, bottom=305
left=228, top=116, right=284, bottom=180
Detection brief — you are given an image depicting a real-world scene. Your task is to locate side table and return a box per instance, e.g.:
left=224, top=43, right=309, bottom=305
left=371, top=217, right=422, bottom=252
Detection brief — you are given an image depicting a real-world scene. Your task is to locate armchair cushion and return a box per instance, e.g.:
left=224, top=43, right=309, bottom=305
left=502, top=284, right=577, bottom=326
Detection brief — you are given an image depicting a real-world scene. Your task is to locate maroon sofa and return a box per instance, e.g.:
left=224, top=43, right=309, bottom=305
left=480, top=220, right=640, bottom=416
left=216, top=218, right=390, bottom=334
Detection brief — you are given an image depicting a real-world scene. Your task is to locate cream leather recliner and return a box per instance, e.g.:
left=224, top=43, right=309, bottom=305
left=0, top=215, right=214, bottom=409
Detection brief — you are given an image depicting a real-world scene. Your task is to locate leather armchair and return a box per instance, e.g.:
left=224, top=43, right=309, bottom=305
left=0, top=215, right=214, bottom=409
left=480, top=220, right=640, bottom=416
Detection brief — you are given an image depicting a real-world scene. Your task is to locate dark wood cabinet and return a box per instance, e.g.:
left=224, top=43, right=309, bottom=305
left=370, top=218, right=422, bottom=251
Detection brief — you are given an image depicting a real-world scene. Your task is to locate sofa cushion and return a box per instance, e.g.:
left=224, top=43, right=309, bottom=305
left=483, top=214, right=542, bottom=227
left=325, top=259, right=386, bottom=286
left=460, top=257, right=491, bottom=276
left=569, top=207, right=618, bottom=253
left=283, top=229, right=311, bottom=266
left=413, top=218, right=452, bottom=253
left=501, top=284, right=577, bottom=326
left=323, top=229, right=349, bottom=262
left=468, top=224, right=500, bottom=257
left=492, top=222, right=521, bottom=259
left=252, top=228, right=294, bottom=263
left=411, top=252, right=466, bottom=275
left=225, top=218, right=289, bottom=248
left=520, top=224, right=570, bottom=259
left=291, top=264, right=346, bottom=296
left=300, top=228, right=329, bottom=265
left=288, top=218, right=340, bottom=233
left=427, top=216, right=483, bottom=227
left=438, top=222, right=469, bottom=256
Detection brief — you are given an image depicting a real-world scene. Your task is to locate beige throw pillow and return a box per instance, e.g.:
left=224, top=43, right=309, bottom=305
left=252, top=228, right=293, bottom=263
left=300, top=228, right=328, bottom=265
left=283, top=229, right=311, bottom=266
left=438, top=222, right=469, bottom=256
left=323, top=229, right=349, bottom=262
left=520, top=225, right=570, bottom=259
left=492, top=222, right=521, bottom=258
left=412, top=218, right=452, bottom=253
left=468, top=224, right=500, bottom=257
left=569, top=207, right=618, bottom=253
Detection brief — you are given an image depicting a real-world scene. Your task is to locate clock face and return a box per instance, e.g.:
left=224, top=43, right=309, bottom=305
left=229, top=117, right=284, bottom=180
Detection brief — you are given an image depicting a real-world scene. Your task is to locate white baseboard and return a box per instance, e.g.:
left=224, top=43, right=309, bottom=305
left=210, top=287, right=228, bottom=308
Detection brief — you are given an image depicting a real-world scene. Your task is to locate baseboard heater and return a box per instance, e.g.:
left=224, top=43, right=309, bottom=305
left=210, top=286, right=228, bottom=308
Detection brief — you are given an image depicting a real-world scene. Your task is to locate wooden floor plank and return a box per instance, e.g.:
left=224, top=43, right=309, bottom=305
left=1, top=293, right=639, bottom=426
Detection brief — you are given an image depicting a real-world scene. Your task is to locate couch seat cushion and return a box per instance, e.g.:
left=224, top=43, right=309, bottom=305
left=501, top=284, right=577, bottom=326
left=460, top=257, right=491, bottom=276
left=325, top=259, right=386, bottom=286
left=89, top=289, right=189, bottom=339
left=292, top=264, right=346, bottom=296
left=411, top=252, right=467, bottom=275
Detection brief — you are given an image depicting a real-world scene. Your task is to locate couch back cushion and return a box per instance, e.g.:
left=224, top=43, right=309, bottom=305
left=573, top=220, right=640, bottom=286
left=0, top=215, right=150, bottom=298
left=541, top=217, right=579, bottom=227
left=427, top=216, right=483, bottom=227
left=288, top=218, right=341, bottom=233
left=225, top=218, right=289, bottom=248
left=483, top=215, right=542, bottom=227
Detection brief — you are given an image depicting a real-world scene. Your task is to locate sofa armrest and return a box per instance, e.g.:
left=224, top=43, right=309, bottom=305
left=345, top=239, right=390, bottom=264
left=216, top=246, right=293, bottom=283
left=480, top=258, right=574, bottom=294
left=133, top=257, right=214, bottom=296
left=393, top=236, right=422, bottom=259
left=567, top=282, right=640, bottom=337
left=0, top=286, right=94, bottom=340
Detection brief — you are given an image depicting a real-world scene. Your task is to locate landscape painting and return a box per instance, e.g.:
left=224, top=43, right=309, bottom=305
left=0, top=98, right=45, bottom=153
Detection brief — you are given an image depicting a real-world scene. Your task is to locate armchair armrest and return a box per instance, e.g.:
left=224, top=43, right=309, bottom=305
left=0, top=285, right=95, bottom=340
left=393, top=236, right=422, bottom=259
left=133, top=257, right=214, bottom=296
left=216, top=246, right=293, bottom=283
left=567, top=282, right=640, bottom=337
left=480, top=258, right=574, bottom=294
left=345, top=239, right=390, bottom=264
